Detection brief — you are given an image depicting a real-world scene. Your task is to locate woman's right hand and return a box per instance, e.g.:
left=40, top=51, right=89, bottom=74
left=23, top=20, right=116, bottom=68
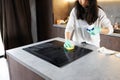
left=64, top=40, right=74, bottom=50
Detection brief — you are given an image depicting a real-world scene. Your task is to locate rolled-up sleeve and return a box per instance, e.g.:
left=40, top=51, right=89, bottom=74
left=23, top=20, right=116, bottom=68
left=99, top=8, right=114, bottom=34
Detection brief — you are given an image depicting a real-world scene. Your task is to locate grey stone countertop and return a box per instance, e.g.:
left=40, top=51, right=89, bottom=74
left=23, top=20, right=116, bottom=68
left=109, top=33, right=120, bottom=37
left=6, top=37, right=120, bottom=80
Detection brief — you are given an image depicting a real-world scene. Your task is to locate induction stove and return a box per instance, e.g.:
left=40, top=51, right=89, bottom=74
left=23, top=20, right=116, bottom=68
left=23, top=40, right=92, bottom=67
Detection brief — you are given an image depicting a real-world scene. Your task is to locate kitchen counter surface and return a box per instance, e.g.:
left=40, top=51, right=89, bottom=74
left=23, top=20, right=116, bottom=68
left=110, top=32, right=120, bottom=37
left=6, top=37, right=120, bottom=80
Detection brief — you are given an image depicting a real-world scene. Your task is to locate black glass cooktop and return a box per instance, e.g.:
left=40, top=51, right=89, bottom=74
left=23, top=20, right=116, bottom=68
left=23, top=40, right=92, bottom=67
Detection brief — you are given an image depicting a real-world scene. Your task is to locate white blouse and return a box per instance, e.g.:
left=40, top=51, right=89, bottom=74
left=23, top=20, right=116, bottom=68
left=65, top=7, right=113, bottom=47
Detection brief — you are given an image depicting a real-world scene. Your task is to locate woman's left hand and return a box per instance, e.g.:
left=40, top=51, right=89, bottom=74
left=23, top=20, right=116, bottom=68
left=87, top=27, right=101, bottom=35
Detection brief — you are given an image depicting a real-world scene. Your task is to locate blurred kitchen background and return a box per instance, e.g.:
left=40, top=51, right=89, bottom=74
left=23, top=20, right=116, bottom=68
left=53, top=0, right=120, bottom=26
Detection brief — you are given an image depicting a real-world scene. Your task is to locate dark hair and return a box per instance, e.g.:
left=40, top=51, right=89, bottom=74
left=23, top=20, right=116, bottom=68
left=75, top=0, right=98, bottom=25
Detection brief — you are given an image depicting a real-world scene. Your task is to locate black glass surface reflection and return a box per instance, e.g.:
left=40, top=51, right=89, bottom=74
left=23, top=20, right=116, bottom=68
left=23, top=40, right=92, bottom=67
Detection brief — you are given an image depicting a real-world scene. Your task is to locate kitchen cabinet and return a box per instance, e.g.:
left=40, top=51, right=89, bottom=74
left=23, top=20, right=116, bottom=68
left=6, top=37, right=120, bottom=80
left=50, top=24, right=65, bottom=38
left=7, top=55, right=45, bottom=80
left=100, top=34, right=120, bottom=52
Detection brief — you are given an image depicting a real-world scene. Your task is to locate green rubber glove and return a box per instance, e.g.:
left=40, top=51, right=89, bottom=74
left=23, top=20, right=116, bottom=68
left=64, top=40, right=74, bottom=50
left=87, top=27, right=101, bottom=35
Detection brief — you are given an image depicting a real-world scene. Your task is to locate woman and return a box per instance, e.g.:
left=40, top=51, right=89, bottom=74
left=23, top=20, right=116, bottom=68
left=64, top=0, right=113, bottom=49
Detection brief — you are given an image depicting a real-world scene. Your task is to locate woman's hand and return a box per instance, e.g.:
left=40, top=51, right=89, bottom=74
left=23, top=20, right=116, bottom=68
left=100, top=27, right=110, bottom=35
left=87, top=27, right=101, bottom=35
left=64, top=40, right=74, bottom=51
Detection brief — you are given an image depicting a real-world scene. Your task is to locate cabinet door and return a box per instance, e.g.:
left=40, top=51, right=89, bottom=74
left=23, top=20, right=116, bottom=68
left=50, top=26, right=65, bottom=38
left=100, top=34, right=120, bottom=52
left=7, top=55, right=45, bottom=80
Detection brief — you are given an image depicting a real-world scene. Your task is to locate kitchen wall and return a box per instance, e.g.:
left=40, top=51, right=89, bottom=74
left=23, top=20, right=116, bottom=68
left=98, top=1, right=120, bottom=25
left=53, top=0, right=69, bottom=24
